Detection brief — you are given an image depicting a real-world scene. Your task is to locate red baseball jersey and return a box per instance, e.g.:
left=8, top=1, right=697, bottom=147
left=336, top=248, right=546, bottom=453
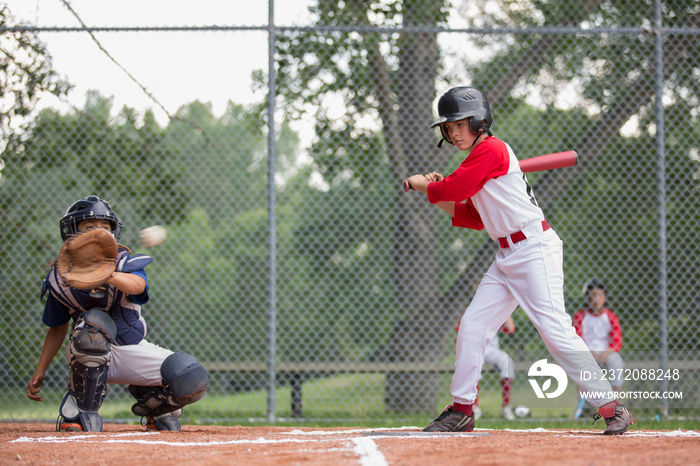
left=573, top=308, right=623, bottom=352
left=426, top=136, right=544, bottom=240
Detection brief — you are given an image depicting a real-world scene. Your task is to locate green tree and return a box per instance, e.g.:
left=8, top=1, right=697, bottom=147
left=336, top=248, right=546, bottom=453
left=0, top=6, right=70, bottom=156
left=0, top=94, right=296, bottom=394
left=273, top=0, right=450, bottom=411
left=273, top=0, right=700, bottom=412
left=440, top=0, right=700, bottom=357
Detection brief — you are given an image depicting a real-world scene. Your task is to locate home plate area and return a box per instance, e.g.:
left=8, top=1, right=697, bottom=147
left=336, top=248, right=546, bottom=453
left=4, top=423, right=699, bottom=465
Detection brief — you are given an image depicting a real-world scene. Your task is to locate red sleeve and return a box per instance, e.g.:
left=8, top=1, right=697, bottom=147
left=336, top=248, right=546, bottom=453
left=572, top=310, right=584, bottom=337
left=452, top=199, right=485, bottom=230
left=607, top=310, right=623, bottom=351
left=426, top=137, right=510, bottom=204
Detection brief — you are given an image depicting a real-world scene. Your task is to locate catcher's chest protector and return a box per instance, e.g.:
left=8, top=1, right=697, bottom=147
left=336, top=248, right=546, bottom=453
left=45, top=250, right=149, bottom=345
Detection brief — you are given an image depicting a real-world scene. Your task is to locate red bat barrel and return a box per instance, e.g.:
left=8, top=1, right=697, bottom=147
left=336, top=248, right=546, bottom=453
left=518, top=150, right=578, bottom=173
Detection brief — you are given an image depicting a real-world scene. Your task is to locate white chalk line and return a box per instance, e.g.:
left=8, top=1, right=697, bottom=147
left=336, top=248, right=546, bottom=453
left=12, top=427, right=698, bottom=445
left=10, top=426, right=415, bottom=445
left=284, top=426, right=418, bottom=436
left=350, top=437, right=388, bottom=466
left=14, top=426, right=698, bottom=443
left=11, top=435, right=320, bottom=446
left=11, top=431, right=388, bottom=466
left=554, top=429, right=700, bottom=438
left=479, top=427, right=700, bottom=438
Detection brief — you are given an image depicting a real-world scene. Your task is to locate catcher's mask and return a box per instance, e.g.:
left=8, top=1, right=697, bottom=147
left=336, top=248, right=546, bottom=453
left=431, top=86, right=493, bottom=147
left=60, top=195, right=122, bottom=241
left=582, top=278, right=608, bottom=301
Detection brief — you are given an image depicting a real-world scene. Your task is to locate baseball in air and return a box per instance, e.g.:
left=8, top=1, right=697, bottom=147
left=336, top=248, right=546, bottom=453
left=139, top=225, right=167, bottom=248
left=514, top=405, right=531, bottom=418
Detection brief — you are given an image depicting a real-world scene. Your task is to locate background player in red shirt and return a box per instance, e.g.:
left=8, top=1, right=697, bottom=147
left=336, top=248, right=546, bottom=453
left=572, top=279, right=625, bottom=418
left=573, top=279, right=624, bottom=391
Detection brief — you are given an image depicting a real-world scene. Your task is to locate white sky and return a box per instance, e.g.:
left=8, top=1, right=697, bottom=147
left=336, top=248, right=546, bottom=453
left=8, top=1, right=593, bottom=144
left=5, top=1, right=604, bottom=125
left=4, top=0, right=316, bottom=124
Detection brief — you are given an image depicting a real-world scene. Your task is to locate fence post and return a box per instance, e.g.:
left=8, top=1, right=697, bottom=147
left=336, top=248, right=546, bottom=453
left=653, top=0, right=668, bottom=419
left=266, top=0, right=278, bottom=424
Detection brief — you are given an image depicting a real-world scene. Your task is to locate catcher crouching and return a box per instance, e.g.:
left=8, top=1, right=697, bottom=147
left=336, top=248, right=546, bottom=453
left=27, top=195, right=209, bottom=432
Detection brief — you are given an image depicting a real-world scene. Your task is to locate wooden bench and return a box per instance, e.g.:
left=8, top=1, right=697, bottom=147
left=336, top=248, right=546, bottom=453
left=204, top=358, right=698, bottom=417
left=203, top=361, right=533, bottom=417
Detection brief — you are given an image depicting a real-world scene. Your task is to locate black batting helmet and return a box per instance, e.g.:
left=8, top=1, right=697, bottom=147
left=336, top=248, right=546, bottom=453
left=431, top=86, right=493, bottom=146
left=59, top=195, right=122, bottom=241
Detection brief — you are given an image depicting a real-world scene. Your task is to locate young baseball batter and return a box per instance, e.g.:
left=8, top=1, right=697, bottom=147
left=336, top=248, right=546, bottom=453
left=405, top=86, right=633, bottom=434
left=27, top=195, right=209, bottom=432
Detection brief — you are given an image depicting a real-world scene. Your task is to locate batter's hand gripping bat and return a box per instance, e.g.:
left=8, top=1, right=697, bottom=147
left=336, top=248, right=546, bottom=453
left=402, top=150, right=578, bottom=192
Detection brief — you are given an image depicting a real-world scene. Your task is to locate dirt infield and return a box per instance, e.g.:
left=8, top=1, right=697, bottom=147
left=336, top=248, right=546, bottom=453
left=3, top=423, right=699, bottom=465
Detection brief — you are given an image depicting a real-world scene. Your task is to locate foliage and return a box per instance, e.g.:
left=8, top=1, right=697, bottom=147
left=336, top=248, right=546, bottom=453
left=0, top=95, right=280, bottom=383
left=2, top=0, right=699, bottom=419
left=273, top=0, right=450, bottom=183
left=270, top=0, right=700, bottom=412
left=276, top=168, right=398, bottom=361
left=0, top=6, right=70, bottom=157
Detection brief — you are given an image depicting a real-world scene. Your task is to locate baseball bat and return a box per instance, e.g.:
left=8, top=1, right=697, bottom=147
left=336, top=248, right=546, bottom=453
left=402, top=150, right=578, bottom=192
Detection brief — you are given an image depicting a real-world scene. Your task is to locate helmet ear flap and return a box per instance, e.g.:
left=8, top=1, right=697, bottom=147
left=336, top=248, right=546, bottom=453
left=469, top=109, right=490, bottom=135
left=439, top=124, right=452, bottom=145
left=438, top=116, right=487, bottom=148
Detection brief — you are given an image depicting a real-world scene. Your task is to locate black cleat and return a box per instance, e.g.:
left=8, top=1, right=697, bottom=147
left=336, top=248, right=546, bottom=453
left=593, top=404, right=634, bottom=435
left=423, top=405, right=475, bottom=432
left=57, top=419, right=83, bottom=432
left=145, top=411, right=182, bottom=432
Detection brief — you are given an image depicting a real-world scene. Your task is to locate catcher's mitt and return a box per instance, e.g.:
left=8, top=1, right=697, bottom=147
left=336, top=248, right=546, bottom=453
left=56, top=228, right=118, bottom=289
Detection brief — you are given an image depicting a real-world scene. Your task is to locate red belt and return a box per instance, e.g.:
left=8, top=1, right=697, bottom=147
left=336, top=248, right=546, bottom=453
left=498, top=220, right=550, bottom=248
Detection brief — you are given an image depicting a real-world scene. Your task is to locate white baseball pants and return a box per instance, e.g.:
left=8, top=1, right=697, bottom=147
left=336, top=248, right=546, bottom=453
left=65, top=339, right=173, bottom=386
left=451, top=226, right=616, bottom=408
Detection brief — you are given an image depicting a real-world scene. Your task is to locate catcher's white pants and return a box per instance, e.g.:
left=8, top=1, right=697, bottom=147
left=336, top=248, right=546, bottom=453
left=451, top=226, right=616, bottom=408
left=65, top=339, right=173, bottom=386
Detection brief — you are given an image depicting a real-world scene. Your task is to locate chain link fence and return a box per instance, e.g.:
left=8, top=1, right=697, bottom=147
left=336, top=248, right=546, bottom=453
left=1, top=1, right=699, bottom=424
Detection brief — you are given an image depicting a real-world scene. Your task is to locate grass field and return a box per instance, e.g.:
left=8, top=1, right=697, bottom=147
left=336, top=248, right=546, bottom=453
left=4, top=372, right=698, bottom=431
